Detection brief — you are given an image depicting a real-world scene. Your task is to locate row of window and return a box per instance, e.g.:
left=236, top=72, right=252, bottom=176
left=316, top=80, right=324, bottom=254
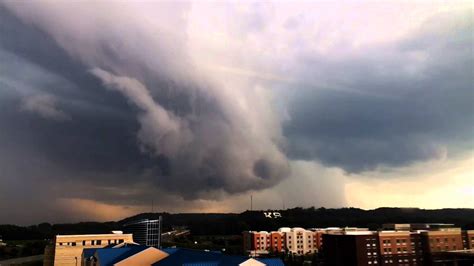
left=57, top=239, right=124, bottom=246
left=429, top=237, right=458, bottom=243
left=429, top=245, right=458, bottom=251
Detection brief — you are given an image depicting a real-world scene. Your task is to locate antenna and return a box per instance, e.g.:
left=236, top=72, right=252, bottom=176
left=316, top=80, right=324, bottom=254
left=151, top=199, right=154, bottom=213
left=250, top=195, right=253, bottom=211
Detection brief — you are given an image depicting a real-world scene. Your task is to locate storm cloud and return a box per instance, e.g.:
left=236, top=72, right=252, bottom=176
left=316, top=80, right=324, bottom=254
left=0, top=1, right=472, bottom=224
left=284, top=11, right=474, bottom=172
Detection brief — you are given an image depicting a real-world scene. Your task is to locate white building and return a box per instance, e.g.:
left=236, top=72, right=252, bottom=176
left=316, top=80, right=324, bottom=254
left=280, top=227, right=318, bottom=255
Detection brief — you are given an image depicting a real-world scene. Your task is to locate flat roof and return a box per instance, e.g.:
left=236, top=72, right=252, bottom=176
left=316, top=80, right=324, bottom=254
left=56, top=233, right=132, bottom=238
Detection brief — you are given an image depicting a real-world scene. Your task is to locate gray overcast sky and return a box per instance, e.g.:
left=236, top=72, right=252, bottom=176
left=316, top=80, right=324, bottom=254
left=0, top=1, right=472, bottom=225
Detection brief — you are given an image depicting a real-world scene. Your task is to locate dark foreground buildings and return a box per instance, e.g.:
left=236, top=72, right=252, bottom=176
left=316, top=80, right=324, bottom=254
left=322, top=224, right=474, bottom=266
left=123, top=218, right=162, bottom=248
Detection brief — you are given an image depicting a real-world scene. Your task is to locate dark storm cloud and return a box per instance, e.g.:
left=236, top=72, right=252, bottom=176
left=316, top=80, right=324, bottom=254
left=0, top=5, right=154, bottom=176
left=0, top=2, right=472, bottom=224
left=284, top=11, right=473, bottom=172
left=0, top=1, right=289, bottom=219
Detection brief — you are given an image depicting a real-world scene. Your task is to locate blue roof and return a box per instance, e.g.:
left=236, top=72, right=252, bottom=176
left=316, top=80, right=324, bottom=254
left=154, top=248, right=284, bottom=266
left=84, top=246, right=284, bottom=266
left=257, top=258, right=285, bottom=266
left=95, top=246, right=149, bottom=266
left=82, top=248, right=98, bottom=259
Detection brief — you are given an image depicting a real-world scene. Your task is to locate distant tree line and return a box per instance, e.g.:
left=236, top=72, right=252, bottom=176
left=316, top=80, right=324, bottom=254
left=2, top=207, right=474, bottom=240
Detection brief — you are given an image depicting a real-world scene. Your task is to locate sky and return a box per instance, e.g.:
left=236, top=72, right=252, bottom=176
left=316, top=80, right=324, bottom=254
left=0, top=1, right=472, bottom=225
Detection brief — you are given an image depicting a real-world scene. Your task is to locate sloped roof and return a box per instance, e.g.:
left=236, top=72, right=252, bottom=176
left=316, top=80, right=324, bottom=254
left=95, top=245, right=149, bottom=266
left=85, top=246, right=284, bottom=266
left=114, top=247, right=169, bottom=266
left=256, top=258, right=285, bottom=266
left=153, top=248, right=284, bottom=266
left=83, top=248, right=98, bottom=259
left=153, top=248, right=223, bottom=266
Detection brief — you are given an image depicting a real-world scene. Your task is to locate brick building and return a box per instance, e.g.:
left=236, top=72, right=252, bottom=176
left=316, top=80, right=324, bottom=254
left=378, top=231, right=424, bottom=265
left=243, top=227, right=324, bottom=256
left=323, top=231, right=380, bottom=265
left=244, top=224, right=473, bottom=265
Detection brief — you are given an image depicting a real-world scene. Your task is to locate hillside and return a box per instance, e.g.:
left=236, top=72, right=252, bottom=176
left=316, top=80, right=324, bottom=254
left=2, top=207, right=474, bottom=240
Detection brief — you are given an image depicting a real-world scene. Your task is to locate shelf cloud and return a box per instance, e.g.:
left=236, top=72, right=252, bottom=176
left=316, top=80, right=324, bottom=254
left=0, top=1, right=472, bottom=224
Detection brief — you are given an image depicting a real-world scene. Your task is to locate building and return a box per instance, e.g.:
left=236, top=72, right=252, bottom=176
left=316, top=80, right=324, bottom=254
left=462, top=230, right=474, bottom=249
left=420, top=228, right=465, bottom=265
left=243, top=231, right=282, bottom=256
left=281, top=227, right=319, bottom=255
left=83, top=245, right=167, bottom=266
left=378, top=231, right=424, bottom=265
left=82, top=246, right=284, bottom=266
left=322, top=224, right=471, bottom=266
left=123, top=218, right=162, bottom=247
left=43, top=232, right=134, bottom=266
left=243, top=227, right=369, bottom=257
left=243, top=227, right=323, bottom=256
left=383, top=224, right=457, bottom=231
left=434, top=249, right=474, bottom=266
left=322, top=230, right=380, bottom=266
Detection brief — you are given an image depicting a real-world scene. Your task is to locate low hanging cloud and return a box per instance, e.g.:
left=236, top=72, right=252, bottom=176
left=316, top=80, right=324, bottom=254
left=90, top=68, right=192, bottom=158
left=20, top=94, right=71, bottom=121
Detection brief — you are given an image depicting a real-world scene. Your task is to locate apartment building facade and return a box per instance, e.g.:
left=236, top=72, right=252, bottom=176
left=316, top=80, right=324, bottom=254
left=244, top=224, right=474, bottom=265
left=322, top=225, right=473, bottom=266
left=243, top=227, right=323, bottom=256
left=378, top=231, right=424, bottom=265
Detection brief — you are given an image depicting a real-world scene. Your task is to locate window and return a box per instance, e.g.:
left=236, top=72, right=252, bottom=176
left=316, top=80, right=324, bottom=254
left=97, top=240, right=101, bottom=245
left=82, top=241, right=86, bottom=246
left=72, top=242, right=76, bottom=246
